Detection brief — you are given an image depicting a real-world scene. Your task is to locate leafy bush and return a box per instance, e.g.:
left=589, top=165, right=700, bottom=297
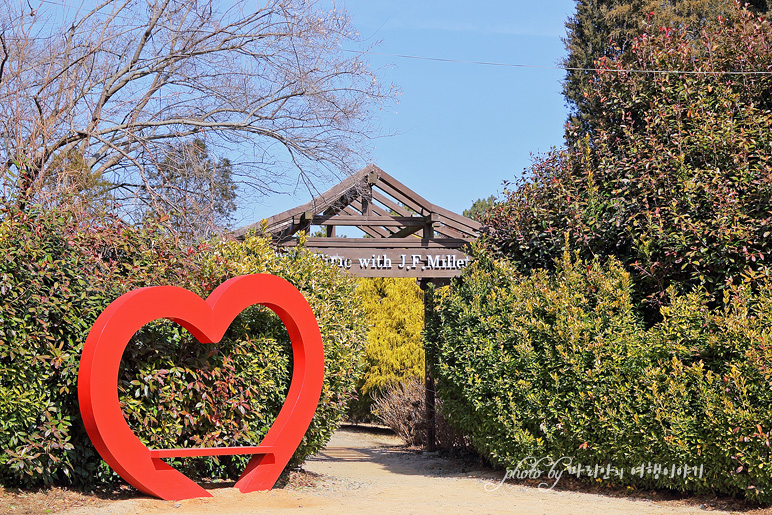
left=0, top=205, right=366, bottom=488
left=428, top=246, right=772, bottom=502
left=484, top=5, right=772, bottom=320
left=349, top=278, right=424, bottom=421
left=0, top=206, right=195, bottom=486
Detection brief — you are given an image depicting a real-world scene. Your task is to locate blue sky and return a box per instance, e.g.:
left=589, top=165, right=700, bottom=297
left=237, top=0, right=577, bottom=225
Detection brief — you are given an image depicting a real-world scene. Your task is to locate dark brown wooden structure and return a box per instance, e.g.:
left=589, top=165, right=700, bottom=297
left=234, top=164, right=480, bottom=280
left=235, top=164, right=480, bottom=453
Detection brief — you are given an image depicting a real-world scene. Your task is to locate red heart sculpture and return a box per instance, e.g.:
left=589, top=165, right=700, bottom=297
left=78, top=274, right=324, bottom=500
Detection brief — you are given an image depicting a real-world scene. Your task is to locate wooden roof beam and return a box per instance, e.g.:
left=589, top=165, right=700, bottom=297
left=288, top=237, right=471, bottom=249
left=372, top=166, right=481, bottom=235
left=371, top=191, right=413, bottom=217
left=368, top=204, right=400, bottom=237
left=311, top=215, right=432, bottom=227
left=390, top=225, right=423, bottom=239
left=374, top=180, right=428, bottom=216
left=433, top=224, right=466, bottom=239
left=372, top=167, right=435, bottom=213
left=339, top=206, right=390, bottom=238
left=433, top=208, right=483, bottom=234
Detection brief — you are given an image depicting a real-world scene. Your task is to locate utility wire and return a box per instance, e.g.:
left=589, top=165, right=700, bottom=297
left=343, top=48, right=772, bottom=75
left=15, top=2, right=772, bottom=76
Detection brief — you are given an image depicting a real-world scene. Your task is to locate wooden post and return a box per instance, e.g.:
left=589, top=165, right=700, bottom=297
left=420, top=279, right=437, bottom=453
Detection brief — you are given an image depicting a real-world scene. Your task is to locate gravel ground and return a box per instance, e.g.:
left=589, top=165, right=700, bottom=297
left=4, top=428, right=769, bottom=515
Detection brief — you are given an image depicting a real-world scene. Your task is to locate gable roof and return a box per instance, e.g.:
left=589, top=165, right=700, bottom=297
left=233, top=164, right=481, bottom=242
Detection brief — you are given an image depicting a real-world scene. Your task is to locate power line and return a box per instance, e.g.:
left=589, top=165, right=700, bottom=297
left=343, top=49, right=772, bottom=76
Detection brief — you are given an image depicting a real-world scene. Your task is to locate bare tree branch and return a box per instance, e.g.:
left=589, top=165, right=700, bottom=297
left=0, top=32, right=8, bottom=86
left=0, top=0, right=391, bottom=226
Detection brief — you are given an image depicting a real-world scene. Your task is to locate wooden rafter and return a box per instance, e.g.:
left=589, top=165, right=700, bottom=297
left=312, top=215, right=431, bottom=227
left=284, top=237, right=471, bottom=249
left=372, top=190, right=413, bottom=217
left=234, top=164, right=481, bottom=244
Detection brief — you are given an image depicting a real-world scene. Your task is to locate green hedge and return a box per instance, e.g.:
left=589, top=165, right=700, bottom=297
left=427, top=245, right=772, bottom=502
left=0, top=207, right=365, bottom=488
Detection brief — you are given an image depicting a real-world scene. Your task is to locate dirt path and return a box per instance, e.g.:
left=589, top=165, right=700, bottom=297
left=57, top=428, right=755, bottom=515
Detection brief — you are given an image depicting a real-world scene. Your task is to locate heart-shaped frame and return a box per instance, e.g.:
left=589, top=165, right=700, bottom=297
left=78, top=274, right=324, bottom=500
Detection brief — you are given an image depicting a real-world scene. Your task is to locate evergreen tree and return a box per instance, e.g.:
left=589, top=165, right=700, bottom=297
left=463, top=195, right=497, bottom=222
left=147, top=139, right=237, bottom=240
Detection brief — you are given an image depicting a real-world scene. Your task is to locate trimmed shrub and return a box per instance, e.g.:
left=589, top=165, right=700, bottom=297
left=0, top=206, right=366, bottom=488
left=196, top=233, right=367, bottom=465
left=0, top=206, right=196, bottom=486
left=428, top=246, right=772, bottom=502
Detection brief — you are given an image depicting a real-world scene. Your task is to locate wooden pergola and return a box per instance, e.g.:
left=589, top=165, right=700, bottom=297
left=234, top=164, right=480, bottom=452
left=234, top=164, right=480, bottom=282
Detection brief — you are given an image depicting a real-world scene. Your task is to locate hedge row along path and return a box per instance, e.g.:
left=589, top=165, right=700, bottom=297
left=50, top=428, right=758, bottom=514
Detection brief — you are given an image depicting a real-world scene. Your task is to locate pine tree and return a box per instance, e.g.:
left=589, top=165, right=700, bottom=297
left=463, top=196, right=497, bottom=222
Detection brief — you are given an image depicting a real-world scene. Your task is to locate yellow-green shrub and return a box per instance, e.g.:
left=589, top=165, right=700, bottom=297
left=349, top=278, right=424, bottom=420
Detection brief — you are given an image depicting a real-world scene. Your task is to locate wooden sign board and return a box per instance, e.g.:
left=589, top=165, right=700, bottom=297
left=311, top=248, right=470, bottom=278
left=285, top=238, right=472, bottom=279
